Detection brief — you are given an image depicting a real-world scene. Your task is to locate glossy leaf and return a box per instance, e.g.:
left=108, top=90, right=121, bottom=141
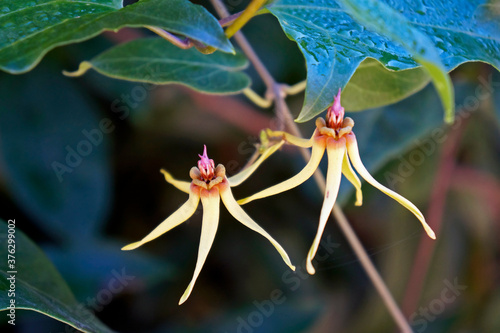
left=342, top=59, right=430, bottom=111
left=0, top=0, right=232, bottom=74
left=0, top=63, right=111, bottom=245
left=267, top=0, right=500, bottom=122
left=66, top=38, right=251, bottom=94
left=0, top=220, right=114, bottom=333
left=336, top=0, right=454, bottom=122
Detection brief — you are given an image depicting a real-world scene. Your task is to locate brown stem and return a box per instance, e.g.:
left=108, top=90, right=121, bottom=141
left=210, top=1, right=413, bottom=330
left=450, top=167, right=500, bottom=221
left=219, top=12, right=243, bottom=27
left=224, top=0, right=266, bottom=38
left=145, top=11, right=242, bottom=50
left=210, top=0, right=277, bottom=96
left=401, top=119, right=468, bottom=317
left=146, top=26, right=193, bottom=49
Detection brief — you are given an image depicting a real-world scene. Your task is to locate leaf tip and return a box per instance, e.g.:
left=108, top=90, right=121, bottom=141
left=444, top=106, right=455, bottom=124
left=62, top=61, right=92, bottom=78
left=294, top=114, right=310, bottom=123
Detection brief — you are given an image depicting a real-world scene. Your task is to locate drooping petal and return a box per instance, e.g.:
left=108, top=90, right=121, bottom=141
left=179, top=188, right=220, bottom=305
left=268, top=129, right=314, bottom=148
left=346, top=133, right=436, bottom=240
left=307, top=137, right=346, bottom=275
left=160, top=169, right=191, bottom=193
left=237, top=138, right=326, bottom=205
left=341, top=151, right=363, bottom=206
left=220, top=181, right=295, bottom=271
left=121, top=191, right=200, bottom=251
left=227, top=140, right=285, bottom=187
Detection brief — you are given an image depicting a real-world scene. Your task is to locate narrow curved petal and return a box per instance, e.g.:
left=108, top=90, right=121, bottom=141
left=341, top=151, right=363, bottom=206
left=238, top=139, right=326, bottom=205
left=269, top=130, right=314, bottom=148
left=121, top=191, right=200, bottom=251
left=227, top=140, right=285, bottom=187
left=307, top=138, right=346, bottom=275
left=346, top=133, right=436, bottom=240
left=220, top=182, right=295, bottom=271
left=179, top=189, right=220, bottom=305
left=161, top=169, right=191, bottom=193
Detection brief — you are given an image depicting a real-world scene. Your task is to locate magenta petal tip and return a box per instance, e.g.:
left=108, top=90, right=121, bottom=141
left=198, top=145, right=215, bottom=181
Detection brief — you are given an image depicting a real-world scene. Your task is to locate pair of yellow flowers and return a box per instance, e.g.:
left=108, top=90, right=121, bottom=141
left=122, top=90, right=436, bottom=305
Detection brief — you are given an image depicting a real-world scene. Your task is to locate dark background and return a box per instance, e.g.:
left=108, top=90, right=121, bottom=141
left=1, top=1, right=500, bottom=332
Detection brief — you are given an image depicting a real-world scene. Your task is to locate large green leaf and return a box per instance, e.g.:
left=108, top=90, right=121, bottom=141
left=66, top=37, right=251, bottom=94
left=0, top=0, right=232, bottom=74
left=0, top=220, right=114, bottom=332
left=0, top=62, right=111, bottom=245
left=342, top=59, right=430, bottom=111
left=267, top=0, right=500, bottom=122
left=336, top=0, right=454, bottom=122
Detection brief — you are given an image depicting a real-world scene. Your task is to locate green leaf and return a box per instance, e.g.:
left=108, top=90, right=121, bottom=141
left=0, top=219, right=114, bottom=333
left=336, top=0, right=454, bottom=122
left=342, top=58, right=430, bottom=111
left=66, top=37, right=251, bottom=94
left=46, top=238, right=174, bottom=301
left=267, top=0, right=500, bottom=122
left=0, top=0, right=232, bottom=74
left=0, top=62, right=111, bottom=245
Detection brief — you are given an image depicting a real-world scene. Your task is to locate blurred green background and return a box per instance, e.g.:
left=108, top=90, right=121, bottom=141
left=1, top=4, right=500, bottom=333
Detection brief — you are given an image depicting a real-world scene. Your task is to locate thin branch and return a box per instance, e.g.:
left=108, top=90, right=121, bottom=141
left=243, top=88, right=273, bottom=108
left=210, top=0, right=412, bottom=330
left=219, top=12, right=244, bottom=27
left=242, top=148, right=261, bottom=171
left=451, top=167, right=500, bottom=221
left=146, top=26, right=193, bottom=49
left=283, top=80, right=307, bottom=96
left=224, top=0, right=267, bottom=38
left=272, top=83, right=288, bottom=131
left=146, top=12, right=242, bottom=50
left=401, top=119, right=467, bottom=318
left=210, top=0, right=276, bottom=93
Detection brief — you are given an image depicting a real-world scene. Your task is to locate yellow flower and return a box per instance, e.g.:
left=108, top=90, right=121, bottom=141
left=238, top=89, right=436, bottom=275
left=122, top=144, right=295, bottom=304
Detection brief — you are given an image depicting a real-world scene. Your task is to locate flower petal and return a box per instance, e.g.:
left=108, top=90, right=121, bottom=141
left=237, top=139, right=326, bottom=205
left=121, top=191, right=200, bottom=251
left=161, top=169, right=191, bottom=193
left=268, top=129, right=314, bottom=148
left=220, top=182, right=295, bottom=271
left=346, top=133, right=436, bottom=240
left=341, top=151, right=363, bottom=206
left=179, top=188, right=220, bottom=305
left=227, top=140, right=285, bottom=187
left=307, top=137, right=346, bottom=275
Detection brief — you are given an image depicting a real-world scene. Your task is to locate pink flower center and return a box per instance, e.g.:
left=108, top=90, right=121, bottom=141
left=326, top=88, right=345, bottom=130
left=198, top=145, right=215, bottom=181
